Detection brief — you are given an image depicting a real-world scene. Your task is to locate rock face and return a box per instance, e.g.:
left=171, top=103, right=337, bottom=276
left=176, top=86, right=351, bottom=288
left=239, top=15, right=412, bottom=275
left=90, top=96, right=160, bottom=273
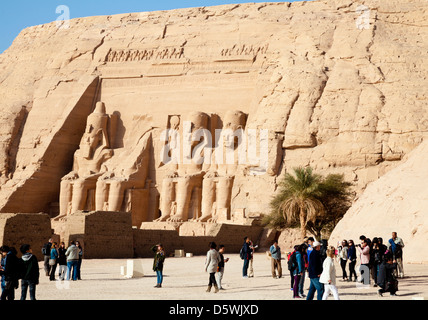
left=329, top=140, right=428, bottom=264
left=0, top=0, right=427, bottom=259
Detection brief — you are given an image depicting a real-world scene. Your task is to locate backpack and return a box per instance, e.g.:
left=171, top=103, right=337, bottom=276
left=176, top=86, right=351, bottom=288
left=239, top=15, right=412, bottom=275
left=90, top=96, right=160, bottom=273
left=239, top=247, right=245, bottom=260
left=287, top=251, right=297, bottom=271
left=41, top=243, right=51, bottom=256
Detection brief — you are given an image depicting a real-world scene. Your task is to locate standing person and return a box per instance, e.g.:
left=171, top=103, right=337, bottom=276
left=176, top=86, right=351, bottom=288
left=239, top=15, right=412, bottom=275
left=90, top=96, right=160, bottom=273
left=387, top=232, right=405, bottom=278
left=298, top=243, right=308, bottom=298
left=320, top=246, right=340, bottom=300
left=270, top=241, right=282, bottom=279
left=241, top=237, right=252, bottom=279
left=0, top=251, right=6, bottom=294
left=320, top=239, right=328, bottom=263
left=357, top=239, right=371, bottom=285
left=49, top=242, right=59, bottom=281
left=287, top=246, right=298, bottom=291
left=57, top=242, right=67, bottom=280
left=216, top=245, right=229, bottom=290
left=306, top=237, right=315, bottom=261
left=65, top=241, right=79, bottom=281
left=338, top=240, right=348, bottom=281
left=292, top=245, right=304, bottom=298
left=377, top=253, right=398, bottom=297
left=248, top=240, right=257, bottom=278
left=205, top=242, right=220, bottom=293
left=19, top=244, right=40, bottom=300
left=76, top=241, right=83, bottom=280
left=306, top=241, right=324, bottom=300
left=151, top=243, right=165, bottom=288
left=347, top=240, right=357, bottom=282
left=42, top=238, right=53, bottom=276
left=0, top=246, right=20, bottom=300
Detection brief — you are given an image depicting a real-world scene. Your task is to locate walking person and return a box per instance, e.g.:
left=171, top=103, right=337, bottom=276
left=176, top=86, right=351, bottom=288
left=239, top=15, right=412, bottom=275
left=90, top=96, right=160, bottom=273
left=387, top=232, right=405, bottom=278
left=42, top=238, right=53, bottom=276
left=205, top=242, right=220, bottom=293
left=270, top=241, right=282, bottom=279
left=19, top=244, right=40, bottom=300
left=320, top=246, right=340, bottom=300
left=377, top=253, right=398, bottom=297
left=306, top=241, right=324, bottom=300
left=357, top=238, right=371, bottom=285
left=338, top=240, right=348, bottom=281
left=76, top=241, right=83, bottom=280
left=57, top=242, right=67, bottom=280
left=65, top=241, right=79, bottom=281
left=292, top=245, right=305, bottom=298
left=49, top=242, right=59, bottom=281
left=347, top=240, right=357, bottom=282
left=216, top=245, right=229, bottom=290
left=0, top=246, right=20, bottom=300
left=151, top=243, right=165, bottom=288
left=241, top=237, right=252, bottom=278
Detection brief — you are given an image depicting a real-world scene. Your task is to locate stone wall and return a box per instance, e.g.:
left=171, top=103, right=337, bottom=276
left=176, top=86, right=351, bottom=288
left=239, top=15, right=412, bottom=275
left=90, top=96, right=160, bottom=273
left=0, top=213, right=52, bottom=260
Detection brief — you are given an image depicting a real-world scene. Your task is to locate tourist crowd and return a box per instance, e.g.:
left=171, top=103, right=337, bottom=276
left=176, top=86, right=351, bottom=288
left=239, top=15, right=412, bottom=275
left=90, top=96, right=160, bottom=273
left=0, top=232, right=405, bottom=300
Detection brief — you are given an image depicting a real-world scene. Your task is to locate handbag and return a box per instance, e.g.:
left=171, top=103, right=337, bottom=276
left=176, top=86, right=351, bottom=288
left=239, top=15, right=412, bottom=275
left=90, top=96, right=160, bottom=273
left=49, top=258, right=56, bottom=266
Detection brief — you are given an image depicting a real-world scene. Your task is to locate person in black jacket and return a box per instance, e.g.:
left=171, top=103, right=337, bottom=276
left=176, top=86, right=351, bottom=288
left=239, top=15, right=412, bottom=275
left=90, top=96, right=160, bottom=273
left=0, top=245, right=20, bottom=300
left=306, top=241, right=324, bottom=300
left=241, top=237, right=252, bottom=278
left=377, top=254, right=398, bottom=297
left=20, top=244, right=40, bottom=300
left=57, top=242, right=67, bottom=280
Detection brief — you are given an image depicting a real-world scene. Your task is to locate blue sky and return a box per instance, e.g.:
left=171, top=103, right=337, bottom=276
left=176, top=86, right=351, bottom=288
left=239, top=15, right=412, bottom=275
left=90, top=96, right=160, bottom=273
left=0, top=0, right=307, bottom=53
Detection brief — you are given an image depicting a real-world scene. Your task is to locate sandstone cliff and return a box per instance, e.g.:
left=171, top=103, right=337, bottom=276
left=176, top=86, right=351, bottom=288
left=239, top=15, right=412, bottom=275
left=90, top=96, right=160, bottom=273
left=0, top=0, right=427, bottom=257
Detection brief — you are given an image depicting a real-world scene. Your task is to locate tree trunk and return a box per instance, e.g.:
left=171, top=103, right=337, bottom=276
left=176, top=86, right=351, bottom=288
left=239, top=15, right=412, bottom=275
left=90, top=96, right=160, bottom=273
left=299, top=206, right=306, bottom=241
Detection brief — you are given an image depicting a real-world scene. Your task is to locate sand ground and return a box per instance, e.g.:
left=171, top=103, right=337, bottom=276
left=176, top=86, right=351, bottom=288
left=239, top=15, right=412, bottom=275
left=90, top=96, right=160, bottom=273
left=32, top=253, right=427, bottom=300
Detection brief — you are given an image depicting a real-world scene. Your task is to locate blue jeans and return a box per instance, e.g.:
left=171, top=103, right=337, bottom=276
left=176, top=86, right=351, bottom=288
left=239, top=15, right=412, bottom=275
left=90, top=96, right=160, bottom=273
left=306, top=277, right=325, bottom=300
left=20, top=279, right=37, bottom=300
left=156, top=270, right=163, bottom=285
left=243, top=259, right=249, bottom=277
left=66, top=260, right=79, bottom=280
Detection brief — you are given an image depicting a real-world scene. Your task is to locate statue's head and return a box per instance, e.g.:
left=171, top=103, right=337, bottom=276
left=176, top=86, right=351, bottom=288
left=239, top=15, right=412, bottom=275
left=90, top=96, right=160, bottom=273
left=183, top=111, right=210, bottom=148
left=222, top=110, right=247, bottom=149
left=80, top=102, right=109, bottom=159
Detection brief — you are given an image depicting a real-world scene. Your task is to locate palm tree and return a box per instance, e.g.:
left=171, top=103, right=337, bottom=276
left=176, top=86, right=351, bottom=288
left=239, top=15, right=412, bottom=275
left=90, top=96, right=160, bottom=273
left=263, top=167, right=353, bottom=241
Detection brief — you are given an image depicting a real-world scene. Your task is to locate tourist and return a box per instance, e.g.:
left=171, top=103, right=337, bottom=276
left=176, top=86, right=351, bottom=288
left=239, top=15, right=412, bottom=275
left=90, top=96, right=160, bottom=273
left=371, top=238, right=385, bottom=286
left=320, top=246, right=340, bottom=300
left=269, top=241, right=282, bottom=279
left=0, top=246, right=19, bottom=300
left=338, top=240, right=348, bottom=281
left=387, top=232, right=405, bottom=278
left=57, top=242, right=67, bottom=280
left=306, top=237, right=315, bottom=260
left=0, top=251, right=5, bottom=294
left=76, top=240, right=83, bottom=280
left=65, top=241, right=79, bottom=281
left=287, top=245, right=298, bottom=290
left=298, top=243, right=308, bottom=298
left=347, top=240, right=357, bottom=281
left=248, top=240, right=257, bottom=278
left=205, top=242, right=220, bottom=293
left=357, top=238, right=371, bottom=284
left=19, top=244, right=40, bottom=300
left=292, top=245, right=304, bottom=298
left=49, top=242, right=59, bottom=281
left=377, top=253, right=398, bottom=297
left=216, top=245, right=229, bottom=290
left=320, top=239, right=328, bottom=263
left=306, top=241, right=324, bottom=300
left=151, top=243, right=165, bottom=288
left=241, top=237, right=252, bottom=278
left=42, top=238, right=53, bottom=276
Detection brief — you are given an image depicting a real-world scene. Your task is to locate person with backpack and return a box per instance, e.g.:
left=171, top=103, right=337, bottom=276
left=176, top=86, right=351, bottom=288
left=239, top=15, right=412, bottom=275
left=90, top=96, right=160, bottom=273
left=19, top=244, right=40, bottom=300
left=42, top=238, right=53, bottom=276
left=269, top=241, right=282, bottom=279
left=306, top=241, right=324, bottom=300
left=292, top=245, right=305, bottom=298
left=241, top=237, right=252, bottom=278
left=0, top=246, right=20, bottom=300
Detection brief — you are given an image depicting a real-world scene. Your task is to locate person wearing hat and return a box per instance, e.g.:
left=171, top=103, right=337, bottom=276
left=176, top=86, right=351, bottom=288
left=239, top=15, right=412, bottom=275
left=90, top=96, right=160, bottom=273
left=306, top=240, right=325, bottom=300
